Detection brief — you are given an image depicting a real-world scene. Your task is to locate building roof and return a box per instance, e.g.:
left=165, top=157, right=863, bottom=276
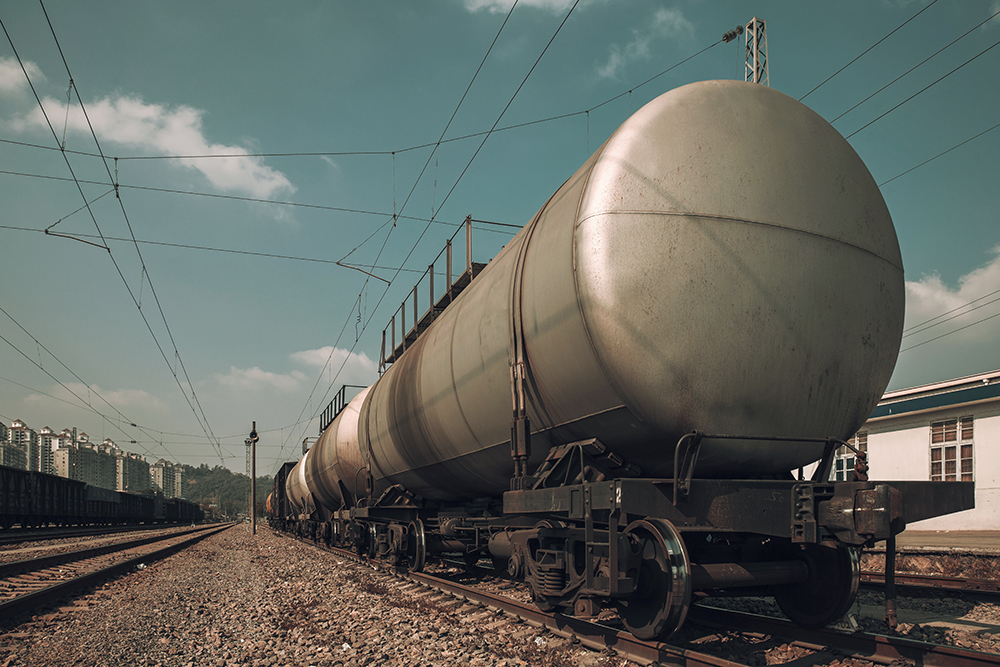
left=870, top=369, right=1000, bottom=421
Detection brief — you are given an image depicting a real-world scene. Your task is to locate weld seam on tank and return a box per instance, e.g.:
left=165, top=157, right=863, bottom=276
left=569, top=145, right=640, bottom=441
left=576, top=209, right=903, bottom=270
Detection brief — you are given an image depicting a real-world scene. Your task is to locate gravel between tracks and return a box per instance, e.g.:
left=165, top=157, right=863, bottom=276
left=0, top=525, right=628, bottom=667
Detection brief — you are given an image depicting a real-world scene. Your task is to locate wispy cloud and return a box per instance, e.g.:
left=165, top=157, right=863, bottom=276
left=904, top=245, right=1000, bottom=345
left=463, top=0, right=579, bottom=13
left=3, top=64, right=294, bottom=200
left=988, top=1, right=1000, bottom=30
left=24, top=382, right=168, bottom=413
left=214, top=366, right=309, bottom=393
left=597, top=7, right=694, bottom=79
left=0, top=56, right=44, bottom=95
left=290, top=346, right=377, bottom=386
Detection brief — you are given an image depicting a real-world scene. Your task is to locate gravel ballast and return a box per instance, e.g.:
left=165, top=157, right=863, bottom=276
left=0, top=525, right=623, bottom=667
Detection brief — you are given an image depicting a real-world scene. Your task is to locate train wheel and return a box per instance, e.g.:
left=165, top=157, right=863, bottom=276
left=615, top=518, right=692, bottom=640
left=773, top=543, right=859, bottom=628
left=406, top=520, right=426, bottom=572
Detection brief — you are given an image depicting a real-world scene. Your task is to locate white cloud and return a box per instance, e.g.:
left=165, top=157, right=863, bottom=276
left=598, top=7, right=694, bottom=79
left=904, top=245, right=1000, bottom=343
left=6, top=91, right=294, bottom=199
left=892, top=245, right=1000, bottom=389
left=989, top=1, right=1000, bottom=30
left=24, top=382, right=168, bottom=413
left=215, top=366, right=308, bottom=393
left=463, top=0, right=579, bottom=12
left=0, top=56, right=45, bottom=95
left=290, top=346, right=377, bottom=386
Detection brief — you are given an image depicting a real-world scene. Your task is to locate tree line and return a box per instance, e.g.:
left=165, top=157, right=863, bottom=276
left=180, top=463, right=273, bottom=520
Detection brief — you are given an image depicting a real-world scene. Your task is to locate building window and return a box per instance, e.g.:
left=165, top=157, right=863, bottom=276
left=930, top=416, right=973, bottom=482
left=832, top=432, right=867, bottom=482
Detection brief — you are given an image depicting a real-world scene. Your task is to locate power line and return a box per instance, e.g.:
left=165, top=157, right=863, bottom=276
left=831, top=6, right=1000, bottom=125
left=0, top=223, right=515, bottom=272
left=0, top=38, right=721, bottom=167
left=799, top=0, right=940, bottom=101
left=0, top=169, right=520, bottom=233
left=270, top=0, right=526, bottom=471
left=0, top=323, right=169, bottom=461
left=16, top=2, right=227, bottom=463
left=899, top=310, right=1000, bottom=353
left=878, top=121, right=1000, bottom=188
left=846, top=35, right=1000, bottom=139
left=902, top=290, right=1000, bottom=337
left=270, top=0, right=588, bottom=472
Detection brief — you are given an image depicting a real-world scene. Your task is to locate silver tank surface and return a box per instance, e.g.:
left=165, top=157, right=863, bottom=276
left=305, top=387, right=371, bottom=511
left=285, top=450, right=311, bottom=515
left=340, top=80, right=904, bottom=503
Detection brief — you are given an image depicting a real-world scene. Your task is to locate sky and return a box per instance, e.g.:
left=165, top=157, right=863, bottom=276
left=1, top=0, right=998, bottom=476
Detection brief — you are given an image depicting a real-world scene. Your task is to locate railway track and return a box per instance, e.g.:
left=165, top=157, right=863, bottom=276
left=0, top=522, right=234, bottom=620
left=0, top=522, right=201, bottom=548
left=282, top=531, right=1000, bottom=666
left=861, top=570, right=1000, bottom=596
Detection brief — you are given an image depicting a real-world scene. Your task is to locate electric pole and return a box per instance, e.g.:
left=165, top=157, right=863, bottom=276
left=246, top=422, right=258, bottom=535
left=744, top=17, right=768, bottom=86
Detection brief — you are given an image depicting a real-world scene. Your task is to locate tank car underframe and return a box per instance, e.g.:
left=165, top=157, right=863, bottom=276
left=272, top=434, right=973, bottom=641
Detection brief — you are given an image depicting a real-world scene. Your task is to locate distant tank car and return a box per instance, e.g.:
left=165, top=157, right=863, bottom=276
left=271, top=80, right=973, bottom=640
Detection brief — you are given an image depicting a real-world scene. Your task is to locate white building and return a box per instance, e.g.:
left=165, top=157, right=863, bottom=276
left=38, top=426, right=58, bottom=475
left=116, top=451, right=150, bottom=493
left=857, top=369, right=999, bottom=530
left=150, top=459, right=184, bottom=498
left=8, top=419, right=39, bottom=471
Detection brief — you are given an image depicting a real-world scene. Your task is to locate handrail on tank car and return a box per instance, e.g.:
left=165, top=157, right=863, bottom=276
left=379, top=216, right=478, bottom=374
left=319, top=384, right=368, bottom=435
left=672, top=431, right=860, bottom=505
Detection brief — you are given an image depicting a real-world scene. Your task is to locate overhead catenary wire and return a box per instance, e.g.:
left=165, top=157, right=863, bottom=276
left=878, top=121, right=1000, bottom=188
left=846, top=35, right=1000, bottom=139
left=268, top=0, right=525, bottom=471
left=0, top=38, right=722, bottom=167
left=269, top=0, right=590, bottom=473
left=798, top=0, right=941, bottom=101
left=0, top=325, right=172, bottom=461
left=831, top=6, right=1000, bottom=125
left=902, top=290, right=1000, bottom=338
left=3, top=4, right=227, bottom=464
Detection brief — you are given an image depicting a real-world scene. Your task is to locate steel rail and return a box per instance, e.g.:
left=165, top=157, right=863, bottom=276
left=0, top=523, right=234, bottom=620
left=285, top=533, right=745, bottom=666
left=0, top=525, right=217, bottom=578
left=284, top=530, right=1000, bottom=666
left=403, top=568, right=745, bottom=667
left=688, top=605, right=1000, bottom=667
left=0, top=522, right=196, bottom=547
left=860, top=570, right=1000, bottom=595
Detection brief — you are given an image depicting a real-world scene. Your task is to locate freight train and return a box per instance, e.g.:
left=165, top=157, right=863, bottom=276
left=0, top=465, right=203, bottom=528
left=269, top=80, right=973, bottom=639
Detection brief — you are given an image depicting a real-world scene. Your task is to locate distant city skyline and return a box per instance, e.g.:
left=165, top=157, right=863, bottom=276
left=2, top=416, right=185, bottom=497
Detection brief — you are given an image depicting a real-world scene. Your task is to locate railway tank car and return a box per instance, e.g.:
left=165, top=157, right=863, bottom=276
left=274, top=80, right=973, bottom=639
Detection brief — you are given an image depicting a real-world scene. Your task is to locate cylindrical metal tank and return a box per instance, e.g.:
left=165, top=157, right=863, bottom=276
left=348, top=80, right=903, bottom=503
left=285, top=451, right=311, bottom=516
left=305, top=387, right=372, bottom=510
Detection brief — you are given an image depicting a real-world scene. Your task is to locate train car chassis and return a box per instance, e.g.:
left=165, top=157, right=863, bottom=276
left=271, top=432, right=973, bottom=640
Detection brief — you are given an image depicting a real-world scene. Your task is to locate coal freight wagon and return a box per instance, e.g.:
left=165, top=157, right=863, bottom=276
left=0, top=465, right=203, bottom=528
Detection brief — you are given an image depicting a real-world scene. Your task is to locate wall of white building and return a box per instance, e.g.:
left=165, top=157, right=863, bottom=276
left=867, top=403, right=999, bottom=530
